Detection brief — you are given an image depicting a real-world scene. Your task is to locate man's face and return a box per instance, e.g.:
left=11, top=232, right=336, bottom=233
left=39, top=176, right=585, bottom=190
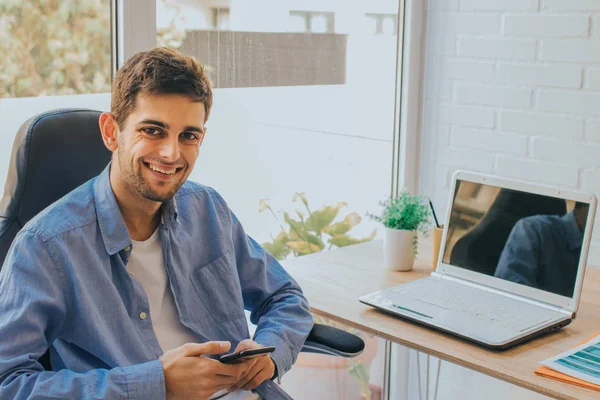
left=114, top=93, right=206, bottom=202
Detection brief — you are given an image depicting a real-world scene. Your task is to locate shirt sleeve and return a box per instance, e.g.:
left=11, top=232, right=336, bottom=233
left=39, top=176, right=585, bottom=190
left=209, top=189, right=314, bottom=380
left=494, top=219, right=541, bottom=286
left=0, top=229, right=166, bottom=400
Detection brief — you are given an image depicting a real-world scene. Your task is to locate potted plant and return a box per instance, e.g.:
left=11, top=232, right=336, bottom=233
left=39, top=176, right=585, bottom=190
left=369, top=192, right=431, bottom=271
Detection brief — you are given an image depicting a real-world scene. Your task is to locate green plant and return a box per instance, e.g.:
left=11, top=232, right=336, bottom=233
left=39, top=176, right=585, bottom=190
left=260, top=192, right=376, bottom=261
left=369, top=191, right=431, bottom=254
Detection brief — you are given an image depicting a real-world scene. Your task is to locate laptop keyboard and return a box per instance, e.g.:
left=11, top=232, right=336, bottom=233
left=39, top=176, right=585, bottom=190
left=391, top=279, right=556, bottom=332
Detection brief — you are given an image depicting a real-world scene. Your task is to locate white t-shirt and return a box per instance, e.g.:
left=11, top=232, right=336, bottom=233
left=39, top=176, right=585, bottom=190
left=127, top=229, right=259, bottom=400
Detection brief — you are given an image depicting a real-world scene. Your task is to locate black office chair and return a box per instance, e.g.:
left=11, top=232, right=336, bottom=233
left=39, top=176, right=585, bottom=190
left=0, top=109, right=364, bottom=371
left=450, top=187, right=567, bottom=276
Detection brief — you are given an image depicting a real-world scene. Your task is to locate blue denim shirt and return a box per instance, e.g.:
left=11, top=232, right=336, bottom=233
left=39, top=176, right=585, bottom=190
left=0, top=164, right=313, bottom=399
left=495, top=212, right=583, bottom=297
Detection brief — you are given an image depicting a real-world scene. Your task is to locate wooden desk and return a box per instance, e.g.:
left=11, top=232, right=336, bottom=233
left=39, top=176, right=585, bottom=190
left=283, top=239, right=600, bottom=400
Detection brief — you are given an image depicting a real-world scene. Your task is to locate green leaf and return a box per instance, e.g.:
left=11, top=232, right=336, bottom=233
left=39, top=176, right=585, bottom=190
left=322, top=212, right=362, bottom=236
left=258, top=199, right=271, bottom=213
left=286, top=241, right=321, bottom=255
left=305, top=202, right=347, bottom=233
left=304, top=232, right=325, bottom=250
left=274, top=230, right=288, bottom=244
left=262, top=240, right=291, bottom=261
left=329, top=230, right=376, bottom=247
left=281, top=212, right=323, bottom=249
left=284, top=212, right=308, bottom=239
left=322, top=221, right=352, bottom=236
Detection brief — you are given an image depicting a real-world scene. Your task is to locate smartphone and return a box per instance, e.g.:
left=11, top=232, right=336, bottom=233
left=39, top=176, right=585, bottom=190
left=219, top=346, right=275, bottom=364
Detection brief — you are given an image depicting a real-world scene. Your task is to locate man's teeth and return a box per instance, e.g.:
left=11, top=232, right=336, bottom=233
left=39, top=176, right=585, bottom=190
left=148, top=164, right=177, bottom=175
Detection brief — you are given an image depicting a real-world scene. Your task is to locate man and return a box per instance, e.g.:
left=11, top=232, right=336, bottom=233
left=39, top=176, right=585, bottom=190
left=0, top=48, right=313, bottom=399
left=495, top=202, right=589, bottom=297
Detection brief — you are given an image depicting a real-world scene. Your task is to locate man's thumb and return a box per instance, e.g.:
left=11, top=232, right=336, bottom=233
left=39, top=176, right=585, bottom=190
left=181, top=341, right=231, bottom=357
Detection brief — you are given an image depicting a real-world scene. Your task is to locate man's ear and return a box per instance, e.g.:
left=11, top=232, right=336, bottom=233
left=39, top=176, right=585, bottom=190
left=99, top=112, right=119, bottom=152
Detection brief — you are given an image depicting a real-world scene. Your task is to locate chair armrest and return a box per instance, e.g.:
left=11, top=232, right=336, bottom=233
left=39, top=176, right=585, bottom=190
left=300, top=323, right=365, bottom=358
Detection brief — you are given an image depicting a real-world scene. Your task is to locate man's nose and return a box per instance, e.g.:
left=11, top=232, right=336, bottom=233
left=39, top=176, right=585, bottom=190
left=158, top=136, right=180, bottom=162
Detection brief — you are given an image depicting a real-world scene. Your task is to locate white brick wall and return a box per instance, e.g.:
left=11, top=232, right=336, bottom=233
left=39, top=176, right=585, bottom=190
left=462, top=0, right=538, bottom=12
left=500, top=110, right=584, bottom=139
left=456, top=84, right=532, bottom=107
left=451, top=127, right=528, bottom=155
left=593, top=14, right=600, bottom=37
left=439, top=103, right=496, bottom=128
left=429, top=13, right=501, bottom=35
left=586, top=119, right=600, bottom=141
left=496, top=155, right=580, bottom=187
left=459, top=38, right=537, bottom=60
left=419, top=0, right=600, bottom=265
left=541, top=40, right=600, bottom=62
left=497, top=63, right=582, bottom=88
left=503, top=15, right=589, bottom=38
left=538, top=90, right=600, bottom=115
left=587, top=68, right=600, bottom=90
left=544, top=0, right=600, bottom=12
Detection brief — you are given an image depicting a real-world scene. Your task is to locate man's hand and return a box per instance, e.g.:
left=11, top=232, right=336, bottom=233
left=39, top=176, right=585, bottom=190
left=160, top=341, right=252, bottom=400
left=230, top=339, right=276, bottom=391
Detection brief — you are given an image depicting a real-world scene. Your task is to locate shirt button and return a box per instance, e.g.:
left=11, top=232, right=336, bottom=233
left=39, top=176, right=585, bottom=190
left=139, top=312, right=147, bottom=320
left=124, top=245, right=131, bottom=252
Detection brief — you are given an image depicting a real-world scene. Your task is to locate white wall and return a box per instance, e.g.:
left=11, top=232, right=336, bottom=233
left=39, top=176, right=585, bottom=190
left=418, top=0, right=600, bottom=265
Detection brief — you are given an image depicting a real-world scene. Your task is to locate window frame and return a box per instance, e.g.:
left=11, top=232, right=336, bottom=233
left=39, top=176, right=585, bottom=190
left=115, top=0, right=419, bottom=197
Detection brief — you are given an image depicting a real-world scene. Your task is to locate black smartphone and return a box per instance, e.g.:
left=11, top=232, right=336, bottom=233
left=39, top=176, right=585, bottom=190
left=219, top=346, right=275, bottom=364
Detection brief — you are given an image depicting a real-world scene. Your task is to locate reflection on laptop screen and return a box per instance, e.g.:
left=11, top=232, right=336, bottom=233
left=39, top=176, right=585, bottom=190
left=442, top=180, right=590, bottom=298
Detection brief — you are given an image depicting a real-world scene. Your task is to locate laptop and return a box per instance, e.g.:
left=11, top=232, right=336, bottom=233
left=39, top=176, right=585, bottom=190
left=359, top=171, right=597, bottom=350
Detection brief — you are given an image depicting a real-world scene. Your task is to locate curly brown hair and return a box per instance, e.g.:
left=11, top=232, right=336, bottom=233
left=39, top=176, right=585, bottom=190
left=110, top=47, right=213, bottom=128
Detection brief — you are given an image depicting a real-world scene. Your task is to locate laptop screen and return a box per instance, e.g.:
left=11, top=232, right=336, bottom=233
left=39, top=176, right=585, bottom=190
left=441, top=179, right=590, bottom=298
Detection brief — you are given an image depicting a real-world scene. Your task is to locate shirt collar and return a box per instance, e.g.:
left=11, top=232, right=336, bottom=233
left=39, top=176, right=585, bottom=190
left=93, top=163, right=179, bottom=255
left=561, top=212, right=583, bottom=251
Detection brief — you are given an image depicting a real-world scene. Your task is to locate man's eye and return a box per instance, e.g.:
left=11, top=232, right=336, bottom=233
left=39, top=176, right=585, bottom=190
left=181, top=132, right=198, bottom=140
left=141, top=127, right=160, bottom=135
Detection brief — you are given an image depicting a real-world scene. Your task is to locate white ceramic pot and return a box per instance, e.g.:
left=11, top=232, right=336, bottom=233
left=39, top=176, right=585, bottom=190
left=383, top=226, right=415, bottom=271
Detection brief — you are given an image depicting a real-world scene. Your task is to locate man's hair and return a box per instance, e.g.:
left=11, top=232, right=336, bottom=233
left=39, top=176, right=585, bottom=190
left=111, top=47, right=213, bottom=128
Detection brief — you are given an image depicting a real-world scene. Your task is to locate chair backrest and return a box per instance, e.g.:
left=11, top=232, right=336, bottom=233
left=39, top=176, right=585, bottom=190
left=449, top=188, right=567, bottom=276
left=0, top=109, right=110, bottom=267
left=0, top=109, right=110, bottom=370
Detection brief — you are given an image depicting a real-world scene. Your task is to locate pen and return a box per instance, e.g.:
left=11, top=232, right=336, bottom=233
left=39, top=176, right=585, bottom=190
left=428, top=197, right=440, bottom=228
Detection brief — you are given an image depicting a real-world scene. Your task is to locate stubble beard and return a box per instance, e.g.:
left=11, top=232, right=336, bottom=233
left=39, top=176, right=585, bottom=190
left=118, top=147, right=185, bottom=203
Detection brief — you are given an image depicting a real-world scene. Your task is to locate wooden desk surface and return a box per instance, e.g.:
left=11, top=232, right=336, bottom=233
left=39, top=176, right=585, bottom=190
left=283, top=239, right=600, bottom=400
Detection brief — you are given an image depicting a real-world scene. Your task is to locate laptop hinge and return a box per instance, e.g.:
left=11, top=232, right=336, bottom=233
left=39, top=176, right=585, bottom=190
left=436, top=273, right=566, bottom=314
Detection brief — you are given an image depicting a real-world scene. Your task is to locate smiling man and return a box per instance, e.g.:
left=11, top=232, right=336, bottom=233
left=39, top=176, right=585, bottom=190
left=0, top=48, right=313, bottom=400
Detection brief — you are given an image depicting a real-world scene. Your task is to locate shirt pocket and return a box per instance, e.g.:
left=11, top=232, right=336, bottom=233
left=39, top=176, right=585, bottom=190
left=190, top=251, right=246, bottom=323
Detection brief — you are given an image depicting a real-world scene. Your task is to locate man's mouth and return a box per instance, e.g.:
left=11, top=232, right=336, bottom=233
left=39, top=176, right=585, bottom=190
left=143, top=161, right=183, bottom=176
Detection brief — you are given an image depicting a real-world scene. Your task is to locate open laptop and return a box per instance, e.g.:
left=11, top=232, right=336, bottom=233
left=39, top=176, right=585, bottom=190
left=360, top=171, right=597, bottom=350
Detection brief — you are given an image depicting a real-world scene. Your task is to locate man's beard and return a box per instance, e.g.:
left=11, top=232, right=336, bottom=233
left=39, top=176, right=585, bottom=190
left=119, top=149, right=185, bottom=202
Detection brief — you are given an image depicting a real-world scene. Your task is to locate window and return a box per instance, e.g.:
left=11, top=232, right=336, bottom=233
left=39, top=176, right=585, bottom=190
left=0, top=0, right=112, bottom=190
left=153, top=1, right=402, bottom=396
left=0, top=1, right=111, bottom=98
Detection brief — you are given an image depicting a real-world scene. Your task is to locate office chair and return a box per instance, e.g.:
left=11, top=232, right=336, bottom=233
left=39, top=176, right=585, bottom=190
left=450, top=187, right=567, bottom=276
left=0, top=108, right=364, bottom=371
